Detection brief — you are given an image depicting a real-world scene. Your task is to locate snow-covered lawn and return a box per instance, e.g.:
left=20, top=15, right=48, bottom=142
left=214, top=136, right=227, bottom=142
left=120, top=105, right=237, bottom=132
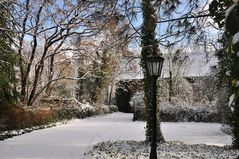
left=85, top=141, right=239, bottom=159
left=0, top=112, right=235, bottom=159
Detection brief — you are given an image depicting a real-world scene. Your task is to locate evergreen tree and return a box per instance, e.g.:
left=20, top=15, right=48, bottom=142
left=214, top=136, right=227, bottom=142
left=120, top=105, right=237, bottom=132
left=209, top=0, right=239, bottom=149
left=224, top=3, right=239, bottom=149
left=0, top=2, right=18, bottom=110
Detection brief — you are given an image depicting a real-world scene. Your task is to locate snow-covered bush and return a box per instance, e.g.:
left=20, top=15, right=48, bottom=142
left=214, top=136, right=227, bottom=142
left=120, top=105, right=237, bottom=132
left=133, top=102, right=220, bottom=122
left=157, top=77, right=193, bottom=104
left=216, top=88, right=231, bottom=123
left=0, top=98, right=118, bottom=140
left=40, top=97, right=118, bottom=119
left=130, top=75, right=226, bottom=123
left=131, top=92, right=146, bottom=121
left=132, top=91, right=221, bottom=122
left=158, top=76, right=219, bottom=105
left=160, top=105, right=220, bottom=122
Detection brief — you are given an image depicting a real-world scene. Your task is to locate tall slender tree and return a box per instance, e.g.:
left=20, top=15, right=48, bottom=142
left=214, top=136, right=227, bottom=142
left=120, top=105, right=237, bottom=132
left=141, top=0, right=164, bottom=143
left=0, top=1, right=18, bottom=109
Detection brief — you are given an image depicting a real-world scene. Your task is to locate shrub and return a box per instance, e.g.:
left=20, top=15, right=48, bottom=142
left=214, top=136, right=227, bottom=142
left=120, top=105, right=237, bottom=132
left=1, top=98, right=118, bottom=134
left=2, top=106, right=58, bottom=130
left=132, top=93, right=221, bottom=123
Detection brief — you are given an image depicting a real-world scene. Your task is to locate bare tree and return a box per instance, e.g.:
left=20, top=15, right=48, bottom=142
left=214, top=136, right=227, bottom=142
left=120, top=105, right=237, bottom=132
left=74, top=13, right=131, bottom=104
left=0, top=0, right=118, bottom=106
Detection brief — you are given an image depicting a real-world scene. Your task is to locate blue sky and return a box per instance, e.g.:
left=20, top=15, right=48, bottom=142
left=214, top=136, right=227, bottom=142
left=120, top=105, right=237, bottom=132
left=126, top=0, right=219, bottom=52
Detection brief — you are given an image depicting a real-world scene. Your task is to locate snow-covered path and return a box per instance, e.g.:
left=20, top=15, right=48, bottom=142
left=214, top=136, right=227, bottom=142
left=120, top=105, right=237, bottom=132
left=0, top=112, right=232, bottom=159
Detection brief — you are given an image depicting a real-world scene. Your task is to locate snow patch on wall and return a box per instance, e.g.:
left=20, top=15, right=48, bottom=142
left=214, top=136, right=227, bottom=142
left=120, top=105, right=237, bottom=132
left=233, top=0, right=239, bottom=3
left=229, top=93, right=235, bottom=108
left=225, top=4, right=237, bottom=18
left=226, top=70, right=231, bottom=76
left=236, top=81, right=239, bottom=87
left=232, top=32, right=239, bottom=44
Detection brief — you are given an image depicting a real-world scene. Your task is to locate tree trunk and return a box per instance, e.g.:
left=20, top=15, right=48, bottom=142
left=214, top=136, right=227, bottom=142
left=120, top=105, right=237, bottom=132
left=169, top=71, right=173, bottom=102
left=19, top=0, right=30, bottom=104
left=141, top=0, right=165, bottom=143
left=46, top=55, right=55, bottom=95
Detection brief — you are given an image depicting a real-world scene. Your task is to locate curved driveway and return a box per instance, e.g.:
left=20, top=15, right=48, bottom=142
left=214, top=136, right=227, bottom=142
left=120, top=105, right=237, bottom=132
left=0, top=112, right=232, bottom=159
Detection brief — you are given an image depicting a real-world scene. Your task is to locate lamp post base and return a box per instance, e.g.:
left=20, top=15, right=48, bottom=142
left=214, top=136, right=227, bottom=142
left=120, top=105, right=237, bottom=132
left=149, top=76, right=158, bottom=159
left=149, top=146, right=157, bottom=159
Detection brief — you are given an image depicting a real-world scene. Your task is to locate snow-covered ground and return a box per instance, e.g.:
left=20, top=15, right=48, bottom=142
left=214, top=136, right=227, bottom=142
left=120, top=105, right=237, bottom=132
left=86, top=141, right=239, bottom=159
left=0, top=112, right=233, bottom=159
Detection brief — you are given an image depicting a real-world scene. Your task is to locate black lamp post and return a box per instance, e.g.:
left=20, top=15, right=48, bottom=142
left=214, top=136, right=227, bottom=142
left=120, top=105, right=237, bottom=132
left=146, top=55, right=164, bottom=159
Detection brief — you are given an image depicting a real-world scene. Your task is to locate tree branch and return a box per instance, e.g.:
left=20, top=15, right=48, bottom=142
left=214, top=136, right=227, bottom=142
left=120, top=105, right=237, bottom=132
left=157, top=12, right=224, bottom=24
